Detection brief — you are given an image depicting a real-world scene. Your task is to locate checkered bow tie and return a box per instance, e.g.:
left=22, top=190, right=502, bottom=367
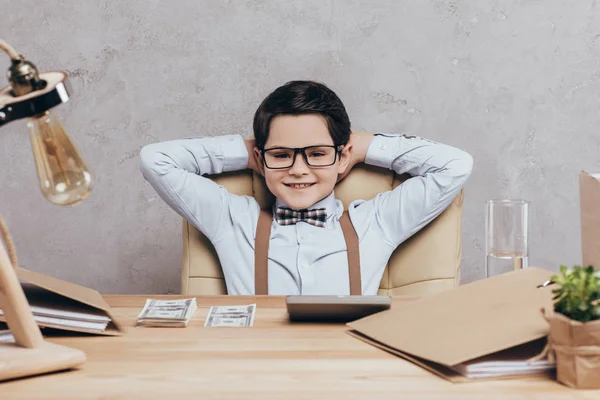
left=275, top=206, right=327, bottom=228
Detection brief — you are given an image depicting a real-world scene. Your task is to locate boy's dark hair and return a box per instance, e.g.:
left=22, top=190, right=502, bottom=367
left=253, top=80, right=351, bottom=150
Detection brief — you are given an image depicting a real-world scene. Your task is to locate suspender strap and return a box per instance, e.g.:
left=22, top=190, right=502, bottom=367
left=254, top=209, right=362, bottom=295
left=340, top=211, right=362, bottom=295
left=254, top=209, right=272, bottom=295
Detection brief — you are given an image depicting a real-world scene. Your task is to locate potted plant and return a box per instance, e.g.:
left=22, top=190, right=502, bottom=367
left=544, top=265, right=600, bottom=389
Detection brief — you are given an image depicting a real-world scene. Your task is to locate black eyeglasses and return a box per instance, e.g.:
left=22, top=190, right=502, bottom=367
left=260, top=145, right=343, bottom=169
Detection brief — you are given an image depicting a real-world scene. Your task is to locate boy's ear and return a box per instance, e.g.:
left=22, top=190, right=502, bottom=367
left=337, top=140, right=353, bottom=175
left=253, top=147, right=265, bottom=176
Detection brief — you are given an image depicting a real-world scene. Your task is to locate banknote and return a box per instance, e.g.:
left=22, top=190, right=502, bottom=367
left=136, top=298, right=197, bottom=327
left=204, top=304, right=256, bottom=327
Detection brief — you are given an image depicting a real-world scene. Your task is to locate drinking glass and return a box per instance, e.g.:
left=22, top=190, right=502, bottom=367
left=485, top=199, right=529, bottom=277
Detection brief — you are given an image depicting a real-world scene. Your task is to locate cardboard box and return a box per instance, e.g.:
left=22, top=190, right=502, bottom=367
left=580, top=171, right=600, bottom=270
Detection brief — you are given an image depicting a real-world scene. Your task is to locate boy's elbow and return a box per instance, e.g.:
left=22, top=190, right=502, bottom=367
left=447, top=151, right=473, bottom=186
left=461, top=152, right=474, bottom=178
left=139, top=143, right=163, bottom=178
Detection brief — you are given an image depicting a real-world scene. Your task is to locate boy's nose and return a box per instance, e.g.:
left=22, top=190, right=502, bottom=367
left=288, top=153, right=310, bottom=175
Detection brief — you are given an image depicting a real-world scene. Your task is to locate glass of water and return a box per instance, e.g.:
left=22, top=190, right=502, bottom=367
left=485, top=199, right=529, bottom=277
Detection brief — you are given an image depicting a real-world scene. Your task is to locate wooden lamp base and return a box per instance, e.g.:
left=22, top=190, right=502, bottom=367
left=0, top=216, right=86, bottom=382
left=0, top=341, right=85, bottom=382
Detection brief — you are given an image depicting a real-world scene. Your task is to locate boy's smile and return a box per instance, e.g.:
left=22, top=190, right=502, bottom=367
left=254, top=114, right=352, bottom=210
left=284, top=183, right=316, bottom=189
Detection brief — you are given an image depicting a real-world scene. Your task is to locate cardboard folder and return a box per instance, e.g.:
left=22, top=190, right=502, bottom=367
left=0, top=267, right=124, bottom=336
left=580, top=171, right=600, bottom=270
left=347, top=267, right=555, bottom=382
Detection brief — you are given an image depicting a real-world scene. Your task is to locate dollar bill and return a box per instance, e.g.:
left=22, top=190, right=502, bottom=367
left=205, top=304, right=256, bottom=327
left=136, top=298, right=197, bottom=328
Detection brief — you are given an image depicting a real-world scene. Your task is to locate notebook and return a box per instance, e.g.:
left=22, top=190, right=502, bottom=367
left=450, top=338, right=554, bottom=379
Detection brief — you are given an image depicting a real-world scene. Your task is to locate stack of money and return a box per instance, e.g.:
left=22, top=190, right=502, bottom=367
left=204, top=304, right=256, bottom=327
left=136, top=298, right=197, bottom=328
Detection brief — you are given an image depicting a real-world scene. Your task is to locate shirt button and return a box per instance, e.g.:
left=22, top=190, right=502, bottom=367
left=229, top=137, right=235, bottom=141
left=380, top=144, right=386, bottom=150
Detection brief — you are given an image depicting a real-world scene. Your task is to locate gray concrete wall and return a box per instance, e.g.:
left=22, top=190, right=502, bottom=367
left=1, top=0, right=599, bottom=294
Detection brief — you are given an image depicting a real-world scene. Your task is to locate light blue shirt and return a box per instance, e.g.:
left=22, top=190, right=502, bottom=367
left=140, top=133, right=473, bottom=295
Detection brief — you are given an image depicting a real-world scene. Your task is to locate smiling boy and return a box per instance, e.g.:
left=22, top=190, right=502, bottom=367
left=140, top=80, right=473, bottom=295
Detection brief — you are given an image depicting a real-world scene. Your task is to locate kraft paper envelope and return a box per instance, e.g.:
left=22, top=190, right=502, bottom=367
left=0, top=267, right=124, bottom=336
left=347, top=267, right=555, bottom=382
left=580, top=171, right=600, bottom=270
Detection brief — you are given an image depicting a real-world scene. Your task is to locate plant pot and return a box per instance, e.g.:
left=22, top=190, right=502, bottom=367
left=543, top=309, right=600, bottom=389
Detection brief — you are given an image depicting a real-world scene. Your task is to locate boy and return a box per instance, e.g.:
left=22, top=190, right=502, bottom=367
left=140, top=80, right=473, bottom=295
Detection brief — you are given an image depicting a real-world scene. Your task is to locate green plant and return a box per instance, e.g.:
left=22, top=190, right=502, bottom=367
left=550, top=265, right=600, bottom=322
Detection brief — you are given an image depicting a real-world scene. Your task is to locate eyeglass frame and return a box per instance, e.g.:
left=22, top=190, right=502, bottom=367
left=260, top=144, right=345, bottom=170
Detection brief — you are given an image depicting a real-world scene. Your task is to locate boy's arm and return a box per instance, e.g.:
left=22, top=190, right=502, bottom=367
left=351, top=132, right=473, bottom=247
left=140, top=134, right=257, bottom=243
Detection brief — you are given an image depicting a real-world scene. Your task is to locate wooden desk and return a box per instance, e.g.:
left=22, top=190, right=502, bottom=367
left=1, top=295, right=599, bottom=399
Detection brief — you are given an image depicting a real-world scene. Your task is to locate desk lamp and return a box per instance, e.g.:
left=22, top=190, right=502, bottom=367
left=0, top=39, right=87, bottom=381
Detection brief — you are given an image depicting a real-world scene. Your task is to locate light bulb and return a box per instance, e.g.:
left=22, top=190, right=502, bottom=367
left=27, top=111, right=93, bottom=206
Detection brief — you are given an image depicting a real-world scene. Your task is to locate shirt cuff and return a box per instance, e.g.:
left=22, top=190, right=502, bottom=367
left=221, top=134, right=249, bottom=172
left=364, top=133, right=401, bottom=169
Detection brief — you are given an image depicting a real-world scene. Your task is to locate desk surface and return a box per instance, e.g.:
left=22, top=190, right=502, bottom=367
left=2, top=295, right=599, bottom=400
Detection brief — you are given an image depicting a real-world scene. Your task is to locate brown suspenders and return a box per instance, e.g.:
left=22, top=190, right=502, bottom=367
left=339, top=211, right=362, bottom=296
left=254, top=209, right=362, bottom=295
left=254, top=210, right=272, bottom=296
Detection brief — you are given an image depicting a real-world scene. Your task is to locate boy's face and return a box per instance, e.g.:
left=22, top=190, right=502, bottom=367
left=254, top=114, right=351, bottom=210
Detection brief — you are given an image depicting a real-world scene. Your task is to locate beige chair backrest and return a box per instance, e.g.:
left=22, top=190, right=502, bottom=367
left=182, top=165, right=464, bottom=296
